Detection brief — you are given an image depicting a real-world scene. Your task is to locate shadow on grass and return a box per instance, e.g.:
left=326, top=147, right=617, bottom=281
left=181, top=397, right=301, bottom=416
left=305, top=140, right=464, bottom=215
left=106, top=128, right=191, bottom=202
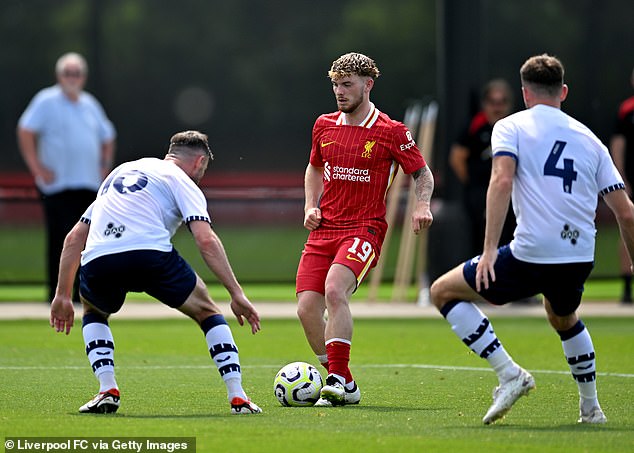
left=314, top=404, right=452, bottom=413
left=454, top=423, right=626, bottom=432
left=70, top=412, right=229, bottom=419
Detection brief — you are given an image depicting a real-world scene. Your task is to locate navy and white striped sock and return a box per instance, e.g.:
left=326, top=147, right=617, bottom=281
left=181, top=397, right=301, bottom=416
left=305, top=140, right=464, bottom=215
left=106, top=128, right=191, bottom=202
left=82, top=313, right=117, bottom=393
left=201, top=314, right=246, bottom=401
left=558, top=320, right=598, bottom=406
left=441, top=300, right=519, bottom=383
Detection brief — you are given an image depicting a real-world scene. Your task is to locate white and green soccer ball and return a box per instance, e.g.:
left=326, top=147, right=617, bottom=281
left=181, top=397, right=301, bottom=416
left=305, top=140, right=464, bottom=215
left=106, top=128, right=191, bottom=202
left=274, top=361, right=323, bottom=407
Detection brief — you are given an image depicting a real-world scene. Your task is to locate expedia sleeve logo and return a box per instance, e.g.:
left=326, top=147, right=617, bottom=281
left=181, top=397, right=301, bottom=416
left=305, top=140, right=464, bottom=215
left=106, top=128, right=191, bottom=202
left=399, top=130, right=417, bottom=151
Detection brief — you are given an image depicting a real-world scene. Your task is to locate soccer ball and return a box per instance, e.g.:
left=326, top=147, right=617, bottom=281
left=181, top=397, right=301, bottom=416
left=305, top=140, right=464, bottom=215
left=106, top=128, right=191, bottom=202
left=274, top=361, right=323, bottom=407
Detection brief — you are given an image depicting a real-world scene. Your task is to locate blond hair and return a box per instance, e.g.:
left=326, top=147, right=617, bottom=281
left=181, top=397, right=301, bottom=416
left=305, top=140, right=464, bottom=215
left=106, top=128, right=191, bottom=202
left=328, top=52, right=380, bottom=80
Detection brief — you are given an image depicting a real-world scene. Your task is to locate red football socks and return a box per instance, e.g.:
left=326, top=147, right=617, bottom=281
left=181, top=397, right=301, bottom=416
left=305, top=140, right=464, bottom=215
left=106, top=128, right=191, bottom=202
left=326, top=340, right=353, bottom=383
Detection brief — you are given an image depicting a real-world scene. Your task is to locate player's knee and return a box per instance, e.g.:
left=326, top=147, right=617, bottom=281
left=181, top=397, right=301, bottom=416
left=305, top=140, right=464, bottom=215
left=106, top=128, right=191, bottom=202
left=543, top=297, right=578, bottom=331
left=179, top=293, right=220, bottom=324
left=429, top=278, right=449, bottom=310
left=324, top=284, right=348, bottom=309
left=296, top=293, right=323, bottom=323
left=82, top=300, right=110, bottom=320
left=546, top=311, right=577, bottom=332
left=296, top=303, right=311, bottom=323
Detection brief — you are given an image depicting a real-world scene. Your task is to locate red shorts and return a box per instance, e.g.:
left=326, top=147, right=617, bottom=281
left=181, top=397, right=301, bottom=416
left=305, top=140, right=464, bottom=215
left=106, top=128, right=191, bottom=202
left=296, top=234, right=380, bottom=294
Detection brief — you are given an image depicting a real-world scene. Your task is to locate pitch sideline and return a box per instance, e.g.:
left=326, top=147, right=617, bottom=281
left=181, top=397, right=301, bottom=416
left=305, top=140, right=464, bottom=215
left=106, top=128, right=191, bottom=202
left=1, top=363, right=633, bottom=379
left=1, top=301, right=633, bottom=320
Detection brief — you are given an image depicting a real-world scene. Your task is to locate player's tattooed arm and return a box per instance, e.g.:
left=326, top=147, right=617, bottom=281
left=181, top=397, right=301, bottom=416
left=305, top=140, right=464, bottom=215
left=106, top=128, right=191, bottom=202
left=410, top=165, right=434, bottom=233
left=412, top=165, right=434, bottom=203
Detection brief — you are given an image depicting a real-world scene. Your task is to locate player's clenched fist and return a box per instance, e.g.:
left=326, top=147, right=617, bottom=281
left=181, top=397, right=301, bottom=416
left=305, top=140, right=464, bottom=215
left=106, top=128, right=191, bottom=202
left=412, top=205, right=433, bottom=234
left=304, top=207, right=322, bottom=231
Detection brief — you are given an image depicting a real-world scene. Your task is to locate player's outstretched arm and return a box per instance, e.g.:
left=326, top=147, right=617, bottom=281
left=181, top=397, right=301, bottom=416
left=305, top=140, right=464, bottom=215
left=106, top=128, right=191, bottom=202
left=411, top=165, right=434, bottom=234
left=229, top=293, right=261, bottom=334
left=50, top=295, right=74, bottom=335
left=189, top=220, right=261, bottom=334
left=50, top=221, right=90, bottom=335
left=477, top=155, right=515, bottom=291
left=604, top=189, right=634, bottom=272
left=610, top=134, right=630, bottom=195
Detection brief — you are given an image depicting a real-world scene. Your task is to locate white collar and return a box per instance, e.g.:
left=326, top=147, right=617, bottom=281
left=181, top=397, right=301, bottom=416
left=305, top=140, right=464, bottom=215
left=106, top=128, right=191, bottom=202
left=336, top=102, right=380, bottom=128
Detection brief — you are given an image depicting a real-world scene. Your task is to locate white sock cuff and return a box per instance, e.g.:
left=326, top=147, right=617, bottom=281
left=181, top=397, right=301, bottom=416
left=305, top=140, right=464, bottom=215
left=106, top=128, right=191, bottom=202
left=82, top=322, right=114, bottom=344
left=325, top=338, right=351, bottom=346
left=444, top=301, right=486, bottom=326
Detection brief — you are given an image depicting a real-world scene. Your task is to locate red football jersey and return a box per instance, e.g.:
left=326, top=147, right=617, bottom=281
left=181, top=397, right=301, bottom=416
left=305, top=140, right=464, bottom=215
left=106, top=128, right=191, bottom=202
left=308, top=103, right=426, bottom=245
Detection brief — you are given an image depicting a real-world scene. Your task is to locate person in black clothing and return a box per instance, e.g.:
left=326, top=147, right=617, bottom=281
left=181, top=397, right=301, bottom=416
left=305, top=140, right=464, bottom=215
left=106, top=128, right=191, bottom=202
left=610, top=67, right=634, bottom=304
left=449, top=79, right=516, bottom=258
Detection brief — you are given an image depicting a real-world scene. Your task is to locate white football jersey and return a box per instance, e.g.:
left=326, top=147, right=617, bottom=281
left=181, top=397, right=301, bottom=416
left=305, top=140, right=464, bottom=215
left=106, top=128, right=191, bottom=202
left=492, top=104, right=624, bottom=263
left=80, top=157, right=211, bottom=265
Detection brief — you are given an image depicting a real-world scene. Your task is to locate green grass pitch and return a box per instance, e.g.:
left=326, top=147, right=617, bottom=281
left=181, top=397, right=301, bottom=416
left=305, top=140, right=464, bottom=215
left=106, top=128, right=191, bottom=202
left=1, top=317, right=632, bottom=452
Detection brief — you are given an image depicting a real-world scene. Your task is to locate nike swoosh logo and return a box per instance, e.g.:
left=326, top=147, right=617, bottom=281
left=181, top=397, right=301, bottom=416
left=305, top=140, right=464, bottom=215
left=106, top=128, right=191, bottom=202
left=217, top=355, right=231, bottom=363
left=96, top=351, right=111, bottom=356
left=346, top=254, right=362, bottom=263
left=321, top=141, right=336, bottom=148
